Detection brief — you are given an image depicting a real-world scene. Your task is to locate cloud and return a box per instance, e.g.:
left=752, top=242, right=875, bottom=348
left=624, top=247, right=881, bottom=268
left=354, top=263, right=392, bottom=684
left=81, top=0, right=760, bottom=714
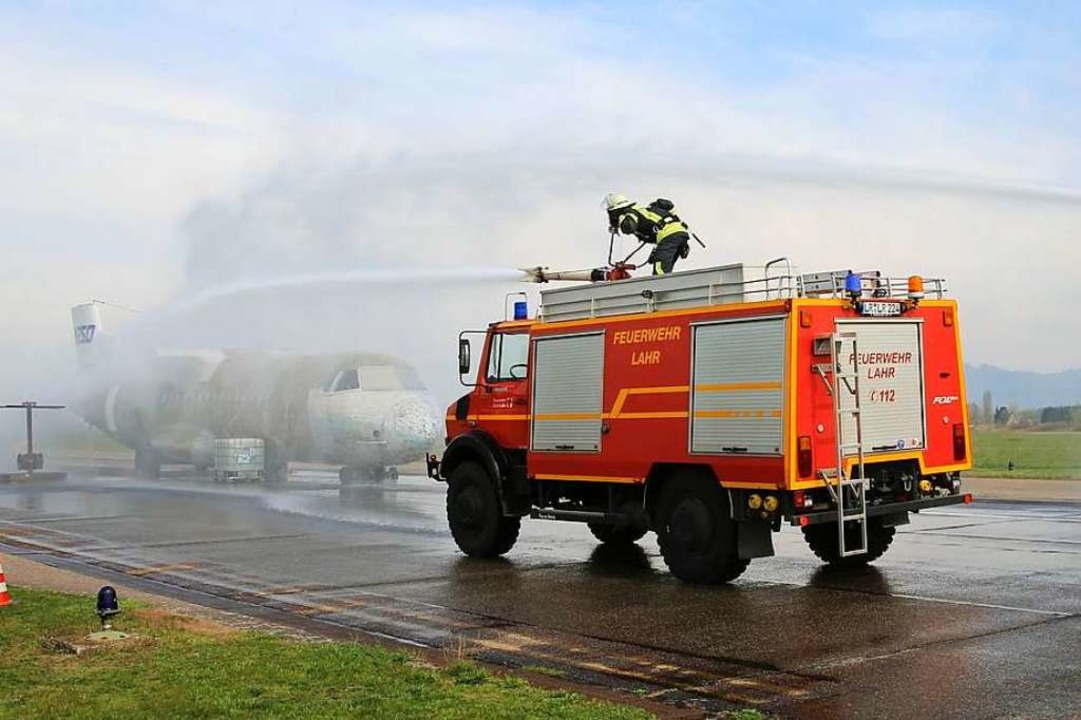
left=865, top=7, right=1001, bottom=43
left=0, top=43, right=281, bottom=205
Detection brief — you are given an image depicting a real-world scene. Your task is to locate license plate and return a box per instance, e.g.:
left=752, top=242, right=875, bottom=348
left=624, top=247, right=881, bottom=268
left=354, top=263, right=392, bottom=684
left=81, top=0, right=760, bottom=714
left=859, top=301, right=903, bottom=317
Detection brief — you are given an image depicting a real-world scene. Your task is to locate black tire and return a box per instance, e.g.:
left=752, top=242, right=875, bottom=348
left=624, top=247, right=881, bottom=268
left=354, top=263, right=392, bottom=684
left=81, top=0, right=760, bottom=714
left=446, top=461, right=520, bottom=558
left=587, top=522, right=647, bottom=546
left=263, top=465, right=287, bottom=485
left=340, top=466, right=388, bottom=485
left=263, top=441, right=288, bottom=485
left=134, top=447, right=161, bottom=480
left=655, top=474, right=749, bottom=584
left=801, top=517, right=896, bottom=567
left=364, top=466, right=388, bottom=483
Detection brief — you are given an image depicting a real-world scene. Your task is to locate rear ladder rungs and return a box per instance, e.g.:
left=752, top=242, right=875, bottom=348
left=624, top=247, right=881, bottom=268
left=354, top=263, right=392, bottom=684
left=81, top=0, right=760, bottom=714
left=830, top=329, right=869, bottom=556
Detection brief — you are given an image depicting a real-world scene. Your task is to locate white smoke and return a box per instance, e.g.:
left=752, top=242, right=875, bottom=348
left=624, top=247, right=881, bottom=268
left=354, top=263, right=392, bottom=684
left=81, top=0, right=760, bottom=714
left=161, top=150, right=1081, bottom=390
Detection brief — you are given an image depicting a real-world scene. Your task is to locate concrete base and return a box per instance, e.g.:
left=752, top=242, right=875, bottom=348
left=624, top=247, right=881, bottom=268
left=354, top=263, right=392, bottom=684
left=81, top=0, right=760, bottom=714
left=0, top=471, right=67, bottom=484
left=43, top=631, right=138, bottom=655
left=85, top=630, right=131, bottom=642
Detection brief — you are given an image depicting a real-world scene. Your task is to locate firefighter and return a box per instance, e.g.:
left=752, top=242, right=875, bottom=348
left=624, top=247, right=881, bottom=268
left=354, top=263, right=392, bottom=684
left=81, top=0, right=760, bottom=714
left=604, top=193, right=692, bottom=275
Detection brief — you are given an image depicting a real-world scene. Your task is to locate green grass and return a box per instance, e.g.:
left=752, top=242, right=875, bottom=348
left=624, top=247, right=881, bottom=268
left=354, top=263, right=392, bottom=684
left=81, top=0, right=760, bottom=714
left=0, top=587, right=653, bottom=720
left=971, top=429, right=1081, bottom=479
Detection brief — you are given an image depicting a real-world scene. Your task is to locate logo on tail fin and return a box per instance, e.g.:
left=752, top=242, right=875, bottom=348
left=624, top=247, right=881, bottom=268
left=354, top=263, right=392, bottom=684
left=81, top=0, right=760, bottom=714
left=74, top=325, right=96, bottom=344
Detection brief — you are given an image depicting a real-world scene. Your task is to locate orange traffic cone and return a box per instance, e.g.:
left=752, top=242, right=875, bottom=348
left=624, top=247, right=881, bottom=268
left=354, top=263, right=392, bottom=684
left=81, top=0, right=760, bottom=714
left=0, top=558, right=12, bottom=607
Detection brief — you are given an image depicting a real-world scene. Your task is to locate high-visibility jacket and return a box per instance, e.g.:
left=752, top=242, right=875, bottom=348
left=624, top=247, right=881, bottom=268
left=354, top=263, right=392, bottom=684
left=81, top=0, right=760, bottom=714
left=612, top=201, right=689, bottom=246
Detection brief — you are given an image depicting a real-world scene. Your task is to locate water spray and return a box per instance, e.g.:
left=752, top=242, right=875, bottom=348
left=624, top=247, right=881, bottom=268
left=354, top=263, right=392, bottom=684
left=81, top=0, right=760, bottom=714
left=119, top=265, right=528, bottom=346
left=172, top=266, right=526, bottom=314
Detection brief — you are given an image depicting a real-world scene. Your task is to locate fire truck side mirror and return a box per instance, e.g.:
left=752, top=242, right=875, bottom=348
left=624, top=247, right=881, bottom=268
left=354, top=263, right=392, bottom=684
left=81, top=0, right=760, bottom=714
left=458, top=330, right=488, bottom=387
left=458, top=338, right=471, bottom=376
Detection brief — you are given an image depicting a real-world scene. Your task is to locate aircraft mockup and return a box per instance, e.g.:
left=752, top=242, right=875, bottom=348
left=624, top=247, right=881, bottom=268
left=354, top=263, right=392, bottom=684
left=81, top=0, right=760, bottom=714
left=70, top=302, right=440, bottom=482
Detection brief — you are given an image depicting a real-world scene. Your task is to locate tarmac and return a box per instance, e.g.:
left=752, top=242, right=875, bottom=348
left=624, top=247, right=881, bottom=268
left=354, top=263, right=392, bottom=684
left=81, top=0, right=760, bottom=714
left=1, top=464, right=1077, bottom=718
left=963, top=475, right=1081, bottom=503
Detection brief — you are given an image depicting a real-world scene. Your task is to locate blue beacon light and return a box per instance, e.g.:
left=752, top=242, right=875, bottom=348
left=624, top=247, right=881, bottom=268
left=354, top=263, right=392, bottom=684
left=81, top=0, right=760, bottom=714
left=513, top=300, right=528, bottom=320
left=844, top=272, right=863, bottom=299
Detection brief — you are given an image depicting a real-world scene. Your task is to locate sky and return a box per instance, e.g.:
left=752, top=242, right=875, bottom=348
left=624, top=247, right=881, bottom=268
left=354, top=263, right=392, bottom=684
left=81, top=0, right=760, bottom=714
left=1, top=0, right=1080, bottom=413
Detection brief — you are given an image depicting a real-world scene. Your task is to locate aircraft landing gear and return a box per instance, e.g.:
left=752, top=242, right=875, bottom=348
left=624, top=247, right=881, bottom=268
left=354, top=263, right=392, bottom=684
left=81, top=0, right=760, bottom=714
left=134, top=447, right=161, bottom=480
left=262, top=442, right=288, bottom=485
left=339, top=465, right=398, bottom=485
left=263, top=462, right=288, bottom=486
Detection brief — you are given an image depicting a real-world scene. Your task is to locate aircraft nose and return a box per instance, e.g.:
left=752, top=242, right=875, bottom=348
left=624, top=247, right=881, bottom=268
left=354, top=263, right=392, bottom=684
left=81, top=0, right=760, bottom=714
left=383, top=397, right=441, bottom=459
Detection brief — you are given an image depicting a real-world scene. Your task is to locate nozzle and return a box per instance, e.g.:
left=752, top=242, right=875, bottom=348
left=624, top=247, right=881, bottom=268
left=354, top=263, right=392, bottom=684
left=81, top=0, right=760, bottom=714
left=518, top=267, right=605, bottom=283
left=518, top=266, right=549, bottom=283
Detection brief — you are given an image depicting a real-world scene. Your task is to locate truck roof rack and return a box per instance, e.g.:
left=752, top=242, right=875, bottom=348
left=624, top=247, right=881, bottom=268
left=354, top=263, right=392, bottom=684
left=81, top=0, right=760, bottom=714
left=538, top=258, right=947, bottom=323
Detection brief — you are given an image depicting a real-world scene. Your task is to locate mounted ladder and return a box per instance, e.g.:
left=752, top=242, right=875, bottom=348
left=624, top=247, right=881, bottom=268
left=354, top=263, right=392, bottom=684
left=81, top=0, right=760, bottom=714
left=826, top=331, right=869, bottom=556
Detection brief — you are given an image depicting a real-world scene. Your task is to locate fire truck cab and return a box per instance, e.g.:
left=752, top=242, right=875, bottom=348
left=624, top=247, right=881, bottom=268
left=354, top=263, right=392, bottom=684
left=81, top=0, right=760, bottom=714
left=428, top=260, right=973, bottom=584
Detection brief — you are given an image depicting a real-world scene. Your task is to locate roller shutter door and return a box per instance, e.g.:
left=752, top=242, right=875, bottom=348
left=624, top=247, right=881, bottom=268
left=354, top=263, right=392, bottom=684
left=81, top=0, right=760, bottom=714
left=531, top=333, right=604, bottom=452
left=691, top=318, right=786, bottom=455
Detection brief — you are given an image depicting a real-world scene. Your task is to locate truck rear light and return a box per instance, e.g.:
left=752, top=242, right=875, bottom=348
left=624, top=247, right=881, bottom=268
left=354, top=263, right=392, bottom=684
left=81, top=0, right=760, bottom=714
left=797, top=435, right=813, bottom=477
left=793, top=490, right=813, bottom=508
left=952, top=423, right=966, bottom=461
left=963, top=493, right=973, bottom=504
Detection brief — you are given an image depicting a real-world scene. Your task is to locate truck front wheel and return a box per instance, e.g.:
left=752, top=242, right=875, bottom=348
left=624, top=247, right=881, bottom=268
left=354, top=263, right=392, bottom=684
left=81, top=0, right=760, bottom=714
left=655, top=474, right=749, bottom=584
left=801, top=517, right=895, bottom=567
left=447, top=461, right=520, bottom=558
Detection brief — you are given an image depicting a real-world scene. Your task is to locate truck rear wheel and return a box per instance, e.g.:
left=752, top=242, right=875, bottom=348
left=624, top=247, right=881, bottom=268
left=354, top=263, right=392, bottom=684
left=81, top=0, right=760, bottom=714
left=801, top=517, right=895, bottom=567
left=655, top=474, right=749, bottom=584
left=588, top=522, right=647, bottom=546
left=447, top=461, right=520, bottom=558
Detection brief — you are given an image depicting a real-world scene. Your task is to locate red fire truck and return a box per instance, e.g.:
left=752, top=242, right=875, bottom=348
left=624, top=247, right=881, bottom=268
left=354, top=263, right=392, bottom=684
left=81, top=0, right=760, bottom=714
left=427, top=260, right=973, bottom=583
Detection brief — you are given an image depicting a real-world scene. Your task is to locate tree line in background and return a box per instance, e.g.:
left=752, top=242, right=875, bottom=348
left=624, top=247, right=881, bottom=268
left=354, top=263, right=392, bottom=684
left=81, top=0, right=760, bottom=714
left=969, top=390, right=1081, bottom=430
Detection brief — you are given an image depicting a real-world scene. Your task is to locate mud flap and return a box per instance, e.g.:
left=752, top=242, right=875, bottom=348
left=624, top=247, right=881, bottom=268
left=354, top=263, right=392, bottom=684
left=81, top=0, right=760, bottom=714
left=737, top=520, right=775, bottom=559
left=501, top=464, right=531, bottom=516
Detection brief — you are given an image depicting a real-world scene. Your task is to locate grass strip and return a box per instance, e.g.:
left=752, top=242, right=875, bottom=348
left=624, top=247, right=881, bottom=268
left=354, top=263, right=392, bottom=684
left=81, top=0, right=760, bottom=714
left=0, top=587, right=654, bottom=720
left=971, top=430, right=1081, bottom=479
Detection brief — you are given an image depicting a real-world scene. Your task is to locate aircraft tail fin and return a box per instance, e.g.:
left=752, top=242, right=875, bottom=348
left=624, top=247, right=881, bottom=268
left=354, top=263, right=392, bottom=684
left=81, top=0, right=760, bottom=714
left=71, top=302, right=107, bottom=369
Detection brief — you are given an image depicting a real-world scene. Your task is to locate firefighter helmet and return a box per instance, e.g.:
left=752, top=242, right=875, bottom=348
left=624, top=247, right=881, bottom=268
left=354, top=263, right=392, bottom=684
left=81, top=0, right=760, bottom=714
left=604, top=193, right=634, bottom=211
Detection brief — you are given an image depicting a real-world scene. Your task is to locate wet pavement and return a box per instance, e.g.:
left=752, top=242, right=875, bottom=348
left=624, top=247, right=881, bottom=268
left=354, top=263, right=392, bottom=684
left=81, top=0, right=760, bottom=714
left=0, top=470, right=1077, bottom=718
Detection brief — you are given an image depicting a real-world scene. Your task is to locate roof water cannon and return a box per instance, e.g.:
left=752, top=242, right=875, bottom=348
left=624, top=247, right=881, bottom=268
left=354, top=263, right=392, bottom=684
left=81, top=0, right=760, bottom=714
left=518, top=264, right=638, bottom=284
left=518, top=230, right=647, bottom=284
